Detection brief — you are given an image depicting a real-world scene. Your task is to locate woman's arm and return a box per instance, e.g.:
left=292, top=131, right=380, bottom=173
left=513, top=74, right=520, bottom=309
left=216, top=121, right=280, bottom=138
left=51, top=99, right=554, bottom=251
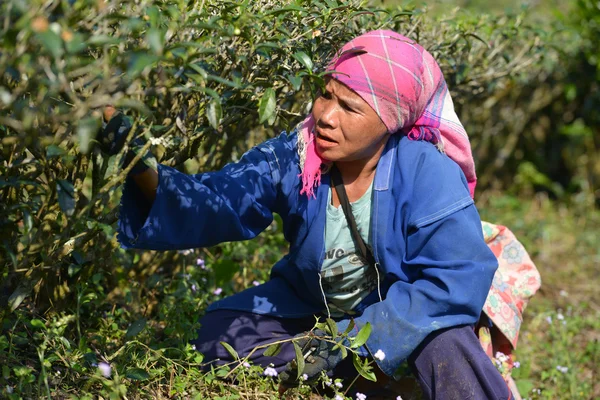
left=117, top=133, right=292, bottom=251
left=337, top=140, right=497, bottom=376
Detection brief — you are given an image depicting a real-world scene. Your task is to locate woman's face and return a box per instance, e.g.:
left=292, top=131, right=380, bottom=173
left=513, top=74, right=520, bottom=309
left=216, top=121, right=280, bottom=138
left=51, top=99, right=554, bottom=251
left=311, top=78, right=388, bottom=163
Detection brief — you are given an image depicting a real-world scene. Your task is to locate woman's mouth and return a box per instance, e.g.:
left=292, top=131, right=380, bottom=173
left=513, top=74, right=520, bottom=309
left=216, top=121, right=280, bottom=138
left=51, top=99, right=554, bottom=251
left=316, top=133, right=337, bottom=150
left=316, top=131, right=336, bottom=143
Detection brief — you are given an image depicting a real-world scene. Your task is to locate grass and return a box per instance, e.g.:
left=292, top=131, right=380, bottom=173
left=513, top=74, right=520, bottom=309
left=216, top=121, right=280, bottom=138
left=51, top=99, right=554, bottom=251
left=477, top=190, right=600, bottom=399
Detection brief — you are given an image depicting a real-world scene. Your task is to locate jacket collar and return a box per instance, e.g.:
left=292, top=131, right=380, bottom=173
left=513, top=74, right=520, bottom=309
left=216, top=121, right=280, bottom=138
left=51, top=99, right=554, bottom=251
left=374, top=134, right=398, bottom=191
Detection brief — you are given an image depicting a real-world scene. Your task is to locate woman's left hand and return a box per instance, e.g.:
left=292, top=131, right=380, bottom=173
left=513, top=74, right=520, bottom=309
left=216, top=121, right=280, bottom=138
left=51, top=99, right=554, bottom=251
left=278, top=329, right=345, bottom=388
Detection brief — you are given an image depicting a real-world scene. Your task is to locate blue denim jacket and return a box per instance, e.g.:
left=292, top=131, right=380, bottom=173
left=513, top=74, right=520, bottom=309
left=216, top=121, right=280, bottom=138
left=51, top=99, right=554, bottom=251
left=118, top=131, right=498, bottom=376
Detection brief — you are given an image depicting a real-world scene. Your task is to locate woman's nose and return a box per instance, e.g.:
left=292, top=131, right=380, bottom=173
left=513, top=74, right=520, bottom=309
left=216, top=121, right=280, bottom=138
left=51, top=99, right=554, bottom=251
left=317, top=100, right=338, bottom=129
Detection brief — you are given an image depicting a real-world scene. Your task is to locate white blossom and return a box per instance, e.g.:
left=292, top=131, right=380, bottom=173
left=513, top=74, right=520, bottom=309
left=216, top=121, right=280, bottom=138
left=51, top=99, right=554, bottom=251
left=556, top=365, right=569, bottom=374
left=98, top=362, right=111, bottom=378
left=356, top=393, right=367, bottom=400
left=263, top=366, right=278, bottom=377
left=374, top=349, right=386, bottom=361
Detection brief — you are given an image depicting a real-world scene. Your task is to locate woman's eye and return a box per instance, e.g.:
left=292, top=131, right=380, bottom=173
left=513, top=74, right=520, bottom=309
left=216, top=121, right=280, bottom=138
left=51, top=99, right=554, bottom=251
left=340, top=102, right=354, bottom=112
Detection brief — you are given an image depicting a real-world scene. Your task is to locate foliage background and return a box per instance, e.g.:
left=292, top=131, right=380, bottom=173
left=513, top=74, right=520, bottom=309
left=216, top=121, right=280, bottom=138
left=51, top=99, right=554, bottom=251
left=0, top=0, right=598, bottom=398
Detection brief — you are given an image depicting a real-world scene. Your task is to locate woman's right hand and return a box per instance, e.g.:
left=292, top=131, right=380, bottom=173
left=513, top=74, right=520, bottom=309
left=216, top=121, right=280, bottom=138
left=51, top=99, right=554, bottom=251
left=98, top=106, right=135, bottom=156
left=97, top=106, right=159, bottom=201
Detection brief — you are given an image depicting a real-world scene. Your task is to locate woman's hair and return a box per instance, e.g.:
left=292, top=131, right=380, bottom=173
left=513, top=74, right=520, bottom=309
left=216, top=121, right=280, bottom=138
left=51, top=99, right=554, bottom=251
left=298, top=30, right=476, bottom=198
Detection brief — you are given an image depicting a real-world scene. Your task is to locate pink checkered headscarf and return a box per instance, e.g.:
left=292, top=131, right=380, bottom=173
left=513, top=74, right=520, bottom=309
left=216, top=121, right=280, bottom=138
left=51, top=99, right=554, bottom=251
left=298, top=30, right=477, bottom=198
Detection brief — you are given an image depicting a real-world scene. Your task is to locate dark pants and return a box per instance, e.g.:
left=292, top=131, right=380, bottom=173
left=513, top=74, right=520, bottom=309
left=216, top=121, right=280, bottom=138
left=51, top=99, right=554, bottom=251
left=191, top=310, right=510, bottom=400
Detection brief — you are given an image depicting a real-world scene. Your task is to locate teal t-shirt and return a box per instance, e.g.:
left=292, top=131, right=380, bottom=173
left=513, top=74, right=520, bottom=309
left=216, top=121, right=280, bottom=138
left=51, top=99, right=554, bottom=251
left=321, top=181, right=379, bottom=316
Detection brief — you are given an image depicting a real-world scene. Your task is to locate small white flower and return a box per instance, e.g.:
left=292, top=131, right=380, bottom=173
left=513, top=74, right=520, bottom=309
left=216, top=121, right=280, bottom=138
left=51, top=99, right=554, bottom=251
left=213, top=287, right=223, bottom=295
left=545, top=316, right=552, bottom=324
left=335, top=381, right=343, bottom=388
left=243, top=362, right=251, bottom=368
left=559, top=290, right=569, bottom=297
left=6, top=386, right=13, bottom=394
left=373, top=349, right=386, bottom=361
left=495, top=351, right=509, bottom=363
left=264, top=366, right=278, bottom=377
left=301, top=373, right=308, bottom=381
left=335, top=395, right=344, bottom=400
left=556, top=365, right=568, bottom=374
left=513, top=361, right=520, bottom=368
left=396, top=396, right=404, bottom=400
left=252, top=280, right=260, bottom=286
left=557, top=313, right=565, bottom=321
left=98, top=362, right=111, bottom=378
left=196, top=258, right=205, bottom=268
left=191, top=344, right=196, bottom=351
left=191, top=284, right=197, bottom=293
left=325, top=379, right=332, bottom=387
left=356, top=393, right=367, bottom=400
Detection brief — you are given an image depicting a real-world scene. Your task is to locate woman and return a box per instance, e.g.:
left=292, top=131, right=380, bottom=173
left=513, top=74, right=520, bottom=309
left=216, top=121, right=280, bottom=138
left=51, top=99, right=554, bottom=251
left=106, top=30, right=519, bottom=399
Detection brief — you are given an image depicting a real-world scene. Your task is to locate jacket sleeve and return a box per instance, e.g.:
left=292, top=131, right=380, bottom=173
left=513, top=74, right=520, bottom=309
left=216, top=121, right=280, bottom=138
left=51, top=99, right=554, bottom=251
left=337, top=142, right=498, bottom=376
left=117, top=137, right=287, bottom=250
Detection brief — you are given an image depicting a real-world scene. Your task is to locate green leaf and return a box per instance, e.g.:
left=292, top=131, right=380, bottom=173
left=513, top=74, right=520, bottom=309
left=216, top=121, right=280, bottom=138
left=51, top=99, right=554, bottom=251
left=352, top=352, right=376, bottom=381
left=68, top=263, right=82, bottom=277
left=125, top=318, right=147, bottom=339
left=293, top=51, right=313, bottom=71
left=65, top=32, right=86, bottom=54
left=8, top=284, right=30, bottom=312
left=263, top=342, right=283, bottom=357
left=292, top=341, right=305, bottom=380
left=342, top=319, right=356, bottom=336
left=37, top=31, right=63, bottom=59
left=287, top=74, right=303, bottom=91
left=206, top=99, right=222, bottom=130
left=220, top=341, right=239, bottom=360
left=206, top=74, right=241, bottom=88
left=126, top=368, right=150, bottom=381
left=350, top=322, right=371, bottom=349
left=339, top=343, right=348, bottom=359
left=56, top=179, right=75, bottom=217
left=46, top=145, right=65, bottom=158
left=30, top=319, right=46, bottom=330
left=87, top=35, right=121, bottom=46
left=77, top=117, right=100, bottom=154
left=258, top=87, right=276, bottom=124
left=147, top=28, right=164, bottom=55
left=265, top=5, right=305, bottom=16
left=128, top=53, right=160, bottom=77
left=325, top=318, right=338, bottom=337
